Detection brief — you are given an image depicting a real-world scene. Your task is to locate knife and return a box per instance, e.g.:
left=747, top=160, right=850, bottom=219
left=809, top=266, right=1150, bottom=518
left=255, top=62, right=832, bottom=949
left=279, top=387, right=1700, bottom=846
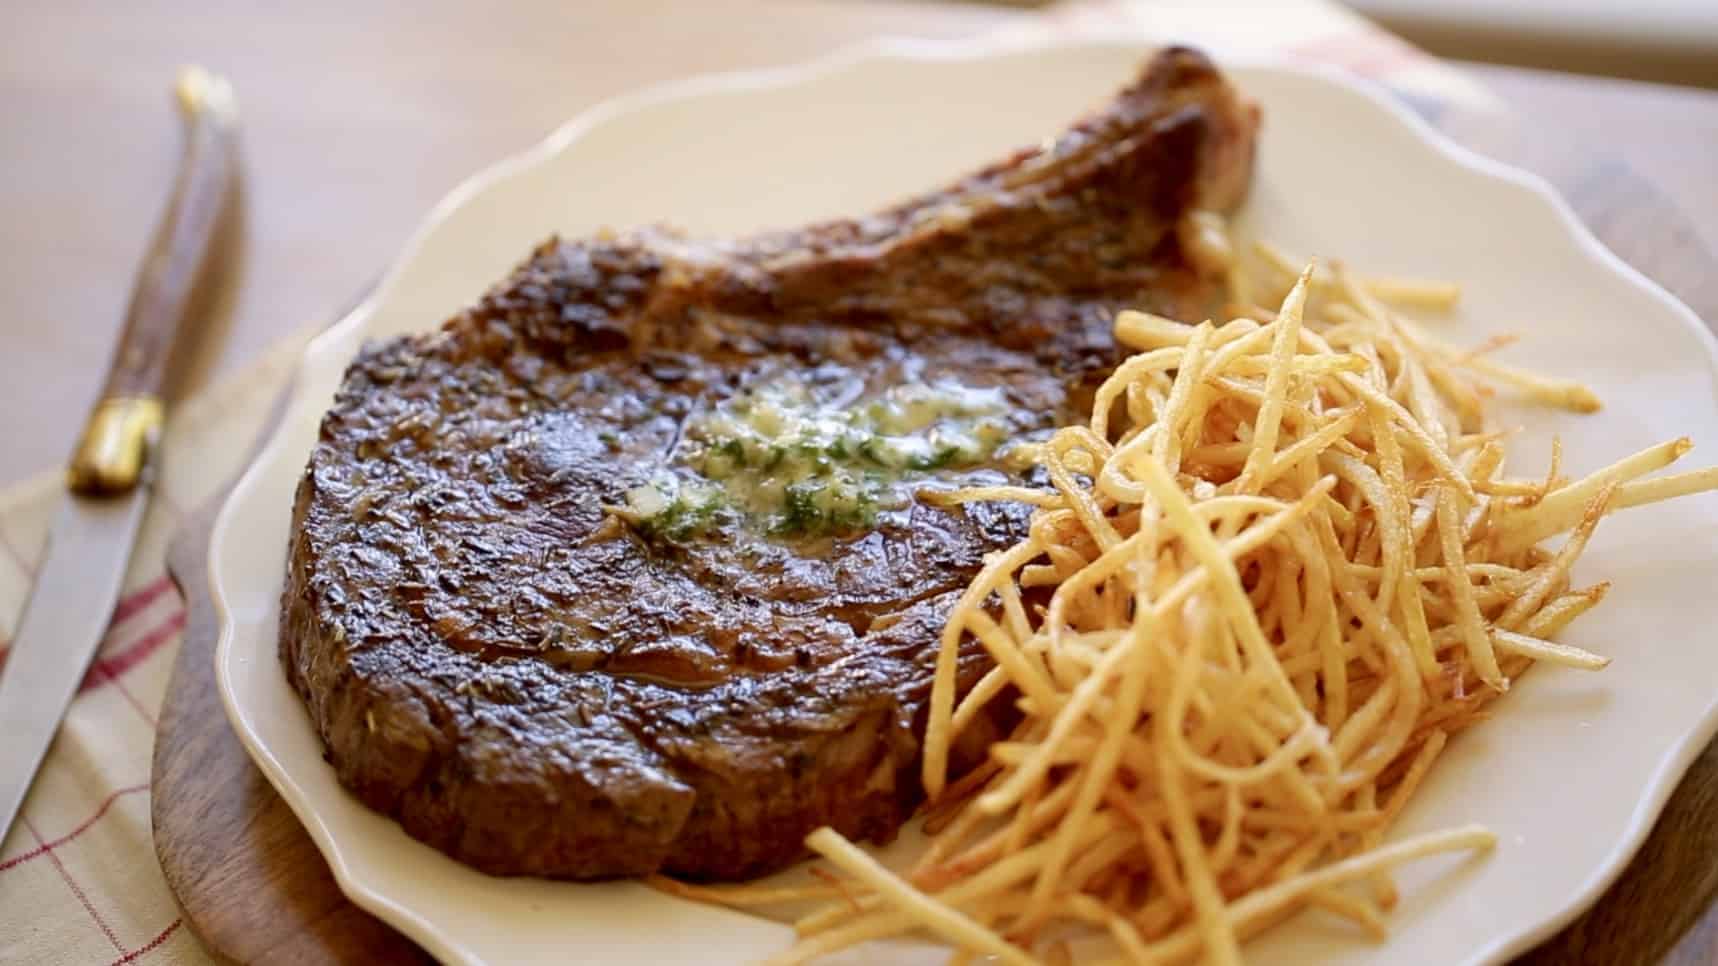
left=0, top=66, right=238, bottom=844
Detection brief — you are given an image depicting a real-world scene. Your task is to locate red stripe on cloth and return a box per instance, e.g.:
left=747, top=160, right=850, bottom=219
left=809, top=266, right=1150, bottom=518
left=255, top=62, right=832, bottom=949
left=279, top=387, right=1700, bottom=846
left=0, top=605, right=182, bottom=719
left=100, top=667, right=159, bottom=729
left=0, top=607, right=182, bottom=726
left=0, top=560, right=171, bottom=637
left=110, top=919, right=182, bottom=966
left=111, top=576, right=175, bottom=626
left=24, top=815, right=125, bottom=953
left=82, top=608, right=187, bottom=694
left=0, top=606, right=183, bottom=698
left=0, top=565, right=173, bottom=676
left=0, top=784, right=150, bottom=874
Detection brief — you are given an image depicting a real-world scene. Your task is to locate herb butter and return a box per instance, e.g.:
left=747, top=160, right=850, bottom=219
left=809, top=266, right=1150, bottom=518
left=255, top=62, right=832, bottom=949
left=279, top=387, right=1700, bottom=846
left=626, top=373, right=1017, bottom=539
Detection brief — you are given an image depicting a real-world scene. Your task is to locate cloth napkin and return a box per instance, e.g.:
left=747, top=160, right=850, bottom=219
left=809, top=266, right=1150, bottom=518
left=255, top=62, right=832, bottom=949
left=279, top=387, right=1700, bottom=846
left=0, top=2, right=1497, bottom=961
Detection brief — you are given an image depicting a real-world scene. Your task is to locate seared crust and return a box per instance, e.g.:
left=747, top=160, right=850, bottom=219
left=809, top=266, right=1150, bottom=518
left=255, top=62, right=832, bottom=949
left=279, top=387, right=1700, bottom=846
left=281, top=47, right=1258, bottom=880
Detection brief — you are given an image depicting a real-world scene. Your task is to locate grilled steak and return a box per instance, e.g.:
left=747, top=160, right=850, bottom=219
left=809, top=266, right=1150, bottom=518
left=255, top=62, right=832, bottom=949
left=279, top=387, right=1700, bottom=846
left=281, top=47, right=1258, bottom=881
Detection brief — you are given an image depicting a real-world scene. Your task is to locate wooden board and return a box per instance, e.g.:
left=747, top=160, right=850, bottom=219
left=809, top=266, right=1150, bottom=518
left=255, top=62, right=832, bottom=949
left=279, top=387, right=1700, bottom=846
left=155, top=413, right=430, bottom=965
left=151, top=78, right=1718, bottom=966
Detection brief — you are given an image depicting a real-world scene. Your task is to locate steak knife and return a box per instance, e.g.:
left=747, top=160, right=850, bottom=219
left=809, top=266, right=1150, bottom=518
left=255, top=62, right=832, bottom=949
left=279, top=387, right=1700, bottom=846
left=0, top=66, right=238, bottom=844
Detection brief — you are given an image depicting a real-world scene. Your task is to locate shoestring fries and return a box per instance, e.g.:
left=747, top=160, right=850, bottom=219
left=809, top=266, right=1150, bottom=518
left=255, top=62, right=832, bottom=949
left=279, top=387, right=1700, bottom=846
left=752, top=239, right=1718, bottom=964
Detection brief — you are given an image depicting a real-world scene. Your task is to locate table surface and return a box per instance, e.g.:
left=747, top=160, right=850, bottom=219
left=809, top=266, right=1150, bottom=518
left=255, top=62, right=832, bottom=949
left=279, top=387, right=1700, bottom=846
left=7, top=1, right=1718, bottom=962
left=4, top=0, right=1716, bottom=490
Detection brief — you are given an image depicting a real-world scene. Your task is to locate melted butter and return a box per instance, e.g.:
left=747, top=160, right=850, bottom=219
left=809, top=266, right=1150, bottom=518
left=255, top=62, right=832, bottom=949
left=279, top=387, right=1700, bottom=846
left=626, top=371, right=1016, bottom=539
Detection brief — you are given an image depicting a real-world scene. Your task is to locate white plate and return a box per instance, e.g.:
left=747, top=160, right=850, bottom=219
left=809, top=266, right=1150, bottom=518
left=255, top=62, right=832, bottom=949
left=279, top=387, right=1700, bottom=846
left=212, top=37, right=1718, bottom=965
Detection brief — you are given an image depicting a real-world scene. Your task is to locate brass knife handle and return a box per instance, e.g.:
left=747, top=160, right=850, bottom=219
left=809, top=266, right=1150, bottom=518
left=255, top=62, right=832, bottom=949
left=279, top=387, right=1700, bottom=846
left=68, top=66, right=239, bottom=496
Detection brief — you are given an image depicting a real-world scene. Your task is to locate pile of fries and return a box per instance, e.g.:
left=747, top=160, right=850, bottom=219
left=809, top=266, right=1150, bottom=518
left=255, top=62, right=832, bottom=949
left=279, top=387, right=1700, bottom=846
left=756, top=244, right=1718, bottom=964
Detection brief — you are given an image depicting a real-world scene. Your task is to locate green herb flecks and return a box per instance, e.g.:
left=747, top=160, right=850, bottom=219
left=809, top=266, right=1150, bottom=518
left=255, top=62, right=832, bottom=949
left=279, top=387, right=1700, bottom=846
left=628, top=371, right=1018, bottom=541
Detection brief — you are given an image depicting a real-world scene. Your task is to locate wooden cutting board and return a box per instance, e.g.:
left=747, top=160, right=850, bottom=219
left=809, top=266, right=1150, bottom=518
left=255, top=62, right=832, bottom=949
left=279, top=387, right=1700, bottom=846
left=150, top=87, right=1718, bottom=965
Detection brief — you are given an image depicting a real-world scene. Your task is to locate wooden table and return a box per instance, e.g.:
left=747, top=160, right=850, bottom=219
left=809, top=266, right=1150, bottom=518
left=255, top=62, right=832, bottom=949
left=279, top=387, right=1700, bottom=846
left=4, top=1, right=1715, bottom=488
left=0, top=0, right=1005, bottom=485
left=7, top=1, right=1718, bottom=963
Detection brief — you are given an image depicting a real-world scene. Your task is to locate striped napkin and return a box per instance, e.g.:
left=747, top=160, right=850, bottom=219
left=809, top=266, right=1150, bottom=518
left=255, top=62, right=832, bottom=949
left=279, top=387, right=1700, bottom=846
left=0, top=2, right=1496, bottom=961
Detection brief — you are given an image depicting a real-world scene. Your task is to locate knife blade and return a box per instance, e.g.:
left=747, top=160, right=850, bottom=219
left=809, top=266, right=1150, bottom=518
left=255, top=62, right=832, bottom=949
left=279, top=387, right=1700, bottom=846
left=0, top=66, right=238, bottom=844
left=0, top=493, right=150, bottom=836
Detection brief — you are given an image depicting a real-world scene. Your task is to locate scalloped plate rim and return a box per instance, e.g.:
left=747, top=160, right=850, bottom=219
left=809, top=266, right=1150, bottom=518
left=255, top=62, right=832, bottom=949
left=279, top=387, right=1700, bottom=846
left=208, top=34, right=1718, bottom=966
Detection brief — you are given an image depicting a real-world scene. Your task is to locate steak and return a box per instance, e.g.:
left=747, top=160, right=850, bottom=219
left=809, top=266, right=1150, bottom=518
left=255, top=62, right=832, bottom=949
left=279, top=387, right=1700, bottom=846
left=281, top=47, right=1258, bottom=881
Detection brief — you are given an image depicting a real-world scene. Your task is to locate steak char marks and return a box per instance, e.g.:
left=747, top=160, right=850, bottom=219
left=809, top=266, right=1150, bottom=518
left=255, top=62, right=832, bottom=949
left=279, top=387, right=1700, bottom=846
left=281, top=48, right=1258, bottom=880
